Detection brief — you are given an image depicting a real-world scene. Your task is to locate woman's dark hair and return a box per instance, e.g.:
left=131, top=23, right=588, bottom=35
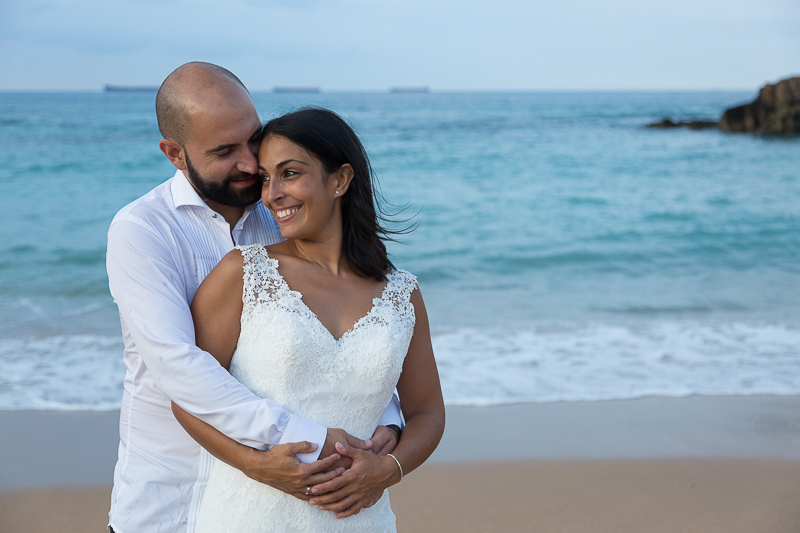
left=262, top=107, right=405, bottom=281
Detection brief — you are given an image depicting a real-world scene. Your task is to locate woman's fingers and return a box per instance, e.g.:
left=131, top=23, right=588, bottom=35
left=314, top=491, right=353, bottom=511
left=309, top=470, right=355, bottom=498
left=336, top=499, right=367, bottom=519
left=311, top=483, right=361, bottom=507
left=363, top=493, right=382, bottom=508
left=334, top=440, right=367, bottom=458
left=307, top=443, right=390, bottom=513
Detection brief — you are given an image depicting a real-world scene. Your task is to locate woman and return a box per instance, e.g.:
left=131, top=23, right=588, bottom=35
left=173, top=108, right=445, bottom=531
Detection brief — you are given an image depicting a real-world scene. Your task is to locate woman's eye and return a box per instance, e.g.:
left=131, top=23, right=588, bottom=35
left=260, top=174, right=270, bottom=183
left=284, top=170, right=297, bottom=177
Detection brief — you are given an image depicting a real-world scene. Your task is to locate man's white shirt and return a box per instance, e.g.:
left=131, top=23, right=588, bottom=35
left=106, top=170, right=402, bottom=533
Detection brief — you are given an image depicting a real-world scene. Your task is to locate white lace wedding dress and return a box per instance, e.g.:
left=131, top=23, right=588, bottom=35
left=195, top=244, right=417, bottom=532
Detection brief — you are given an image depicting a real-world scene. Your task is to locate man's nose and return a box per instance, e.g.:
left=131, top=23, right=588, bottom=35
left=237, top=149, right=258, bottom=175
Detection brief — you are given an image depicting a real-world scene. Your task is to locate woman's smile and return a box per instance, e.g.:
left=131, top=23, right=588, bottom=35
left=274, top=206, right=302, bottom=222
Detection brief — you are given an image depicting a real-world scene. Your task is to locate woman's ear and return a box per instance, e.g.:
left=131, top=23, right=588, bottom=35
left=333, top=163, right=355, bottom=197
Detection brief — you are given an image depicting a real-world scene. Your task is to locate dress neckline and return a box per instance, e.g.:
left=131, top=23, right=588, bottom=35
left=261, top=247, right=395, bottom=343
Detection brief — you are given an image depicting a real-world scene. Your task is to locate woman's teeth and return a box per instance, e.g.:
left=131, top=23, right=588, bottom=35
left=276, top=207, right=300, bottom=219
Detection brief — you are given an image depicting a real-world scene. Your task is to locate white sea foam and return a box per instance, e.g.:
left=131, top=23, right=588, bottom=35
left=0, top=334, right=125, bottom=411
left=2, top=321, right=800, bottom=411
left=433, top=321, right=800, bottom=406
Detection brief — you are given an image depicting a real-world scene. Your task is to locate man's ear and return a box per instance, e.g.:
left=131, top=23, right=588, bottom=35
left=333, top=163, right=355, bottom=196
left=159, top=139, right=188, bottom=170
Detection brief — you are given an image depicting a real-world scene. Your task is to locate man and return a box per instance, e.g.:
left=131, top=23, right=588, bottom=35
left=106, top=62, right=401, bottom=533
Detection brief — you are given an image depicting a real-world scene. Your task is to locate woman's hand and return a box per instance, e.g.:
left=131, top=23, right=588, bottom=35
left=308, top=441, right=402, bottom=518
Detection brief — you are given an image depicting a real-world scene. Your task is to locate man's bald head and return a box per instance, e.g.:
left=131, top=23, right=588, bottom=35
left=155, top=62, right=250, bottom=144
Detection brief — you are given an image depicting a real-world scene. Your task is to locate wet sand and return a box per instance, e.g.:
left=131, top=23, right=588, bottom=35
left=2, top=396, right=800, bottom=532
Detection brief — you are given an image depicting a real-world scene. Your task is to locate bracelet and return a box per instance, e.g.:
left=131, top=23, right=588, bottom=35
left=386, top=453, right=404, bottom=480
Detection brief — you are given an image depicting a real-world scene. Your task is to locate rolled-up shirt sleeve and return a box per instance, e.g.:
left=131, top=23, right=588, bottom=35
left=107, top=216, right=326, bottom=462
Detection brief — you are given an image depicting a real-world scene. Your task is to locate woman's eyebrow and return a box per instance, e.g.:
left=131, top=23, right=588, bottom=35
left=276, top=159, right=309, bottom=169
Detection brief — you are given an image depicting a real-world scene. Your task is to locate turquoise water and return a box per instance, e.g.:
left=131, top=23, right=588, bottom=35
left=1, top=91, right=798, bottom=409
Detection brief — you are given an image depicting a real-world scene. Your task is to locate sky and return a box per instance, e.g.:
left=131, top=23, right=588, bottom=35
left=1, top=0, right=798, bottom=92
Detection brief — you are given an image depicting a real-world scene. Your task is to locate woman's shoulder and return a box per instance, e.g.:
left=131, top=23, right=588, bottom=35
left=204, top=249, right=247, bottom=290
left=192, top=250, right=245, bottom=313
left=263, top=241, right=294, bottom=261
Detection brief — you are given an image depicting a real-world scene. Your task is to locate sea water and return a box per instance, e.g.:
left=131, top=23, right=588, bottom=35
left=0, top=90, right=798, bottom=410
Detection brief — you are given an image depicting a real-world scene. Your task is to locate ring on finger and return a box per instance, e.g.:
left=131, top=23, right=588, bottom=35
left=305, top=486, right=311, bottom=495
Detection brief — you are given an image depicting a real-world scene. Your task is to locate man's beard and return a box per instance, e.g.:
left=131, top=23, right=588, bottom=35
left=185, top=153, right=262, bottom=208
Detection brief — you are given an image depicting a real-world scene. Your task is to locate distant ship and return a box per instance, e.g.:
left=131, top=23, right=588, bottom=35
left=104, top=85, right=158, bottom=92
left=273, top=86, right=320, bottom=93
left=390, top=86, right=429, bottom=93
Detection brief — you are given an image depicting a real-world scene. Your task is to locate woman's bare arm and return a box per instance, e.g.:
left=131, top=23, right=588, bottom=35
left=380, top=287, right=446, bottom=474
left=188, top=249, right=245, bottom=370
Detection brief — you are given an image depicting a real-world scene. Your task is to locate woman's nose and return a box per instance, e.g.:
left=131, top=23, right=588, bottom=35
left=263, top=178, right=283, bottom=204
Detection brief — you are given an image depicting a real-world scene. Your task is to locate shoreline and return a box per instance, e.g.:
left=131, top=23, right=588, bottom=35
left=3, top=395, right=800, bottom=491
left=2, top=395, right=800, bottom=532
left=433, top=394, right=800, bottom=462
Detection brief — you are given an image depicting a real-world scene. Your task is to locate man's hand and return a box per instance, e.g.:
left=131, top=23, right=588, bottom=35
left=318, top=428, right=373, bottom=470
left=238, top=441, right=345, bottom=501
left=370, top=425, right=400, bottom=456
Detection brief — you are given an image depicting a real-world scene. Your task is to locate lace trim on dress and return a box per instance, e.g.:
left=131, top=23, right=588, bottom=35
left=236, top=244, right=417, bottom=337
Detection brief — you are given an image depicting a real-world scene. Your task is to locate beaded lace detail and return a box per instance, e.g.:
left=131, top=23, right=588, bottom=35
left=196, top=244, right=417, bottom=532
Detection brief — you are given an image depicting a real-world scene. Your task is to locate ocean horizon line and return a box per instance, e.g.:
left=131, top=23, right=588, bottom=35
left=0, top=87, right=757, bottom=95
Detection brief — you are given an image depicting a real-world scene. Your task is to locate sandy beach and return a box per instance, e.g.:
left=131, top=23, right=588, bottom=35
left=2, top=396, right=800, bottom=532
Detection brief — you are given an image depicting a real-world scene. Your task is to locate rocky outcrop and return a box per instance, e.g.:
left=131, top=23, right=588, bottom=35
left=645, top=119, right=718, bottom=130
left=718, top=76, right=800, bottom=135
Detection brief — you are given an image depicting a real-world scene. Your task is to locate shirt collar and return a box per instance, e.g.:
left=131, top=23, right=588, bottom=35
left=169, top=168, right=260, bottom=221
left=170, top=169, right=208, bottom=209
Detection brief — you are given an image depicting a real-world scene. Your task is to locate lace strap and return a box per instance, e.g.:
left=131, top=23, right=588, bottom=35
left=384, top=269, right=418, bottom=305
left=235, top=244, right=280, bottom=312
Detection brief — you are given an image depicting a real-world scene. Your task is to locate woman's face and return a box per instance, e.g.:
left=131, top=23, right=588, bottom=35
left=258, top=134, right=343, bottom=241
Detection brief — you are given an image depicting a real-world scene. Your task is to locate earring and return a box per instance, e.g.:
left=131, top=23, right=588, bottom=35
left=335, top=191, right=339, bottom=195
